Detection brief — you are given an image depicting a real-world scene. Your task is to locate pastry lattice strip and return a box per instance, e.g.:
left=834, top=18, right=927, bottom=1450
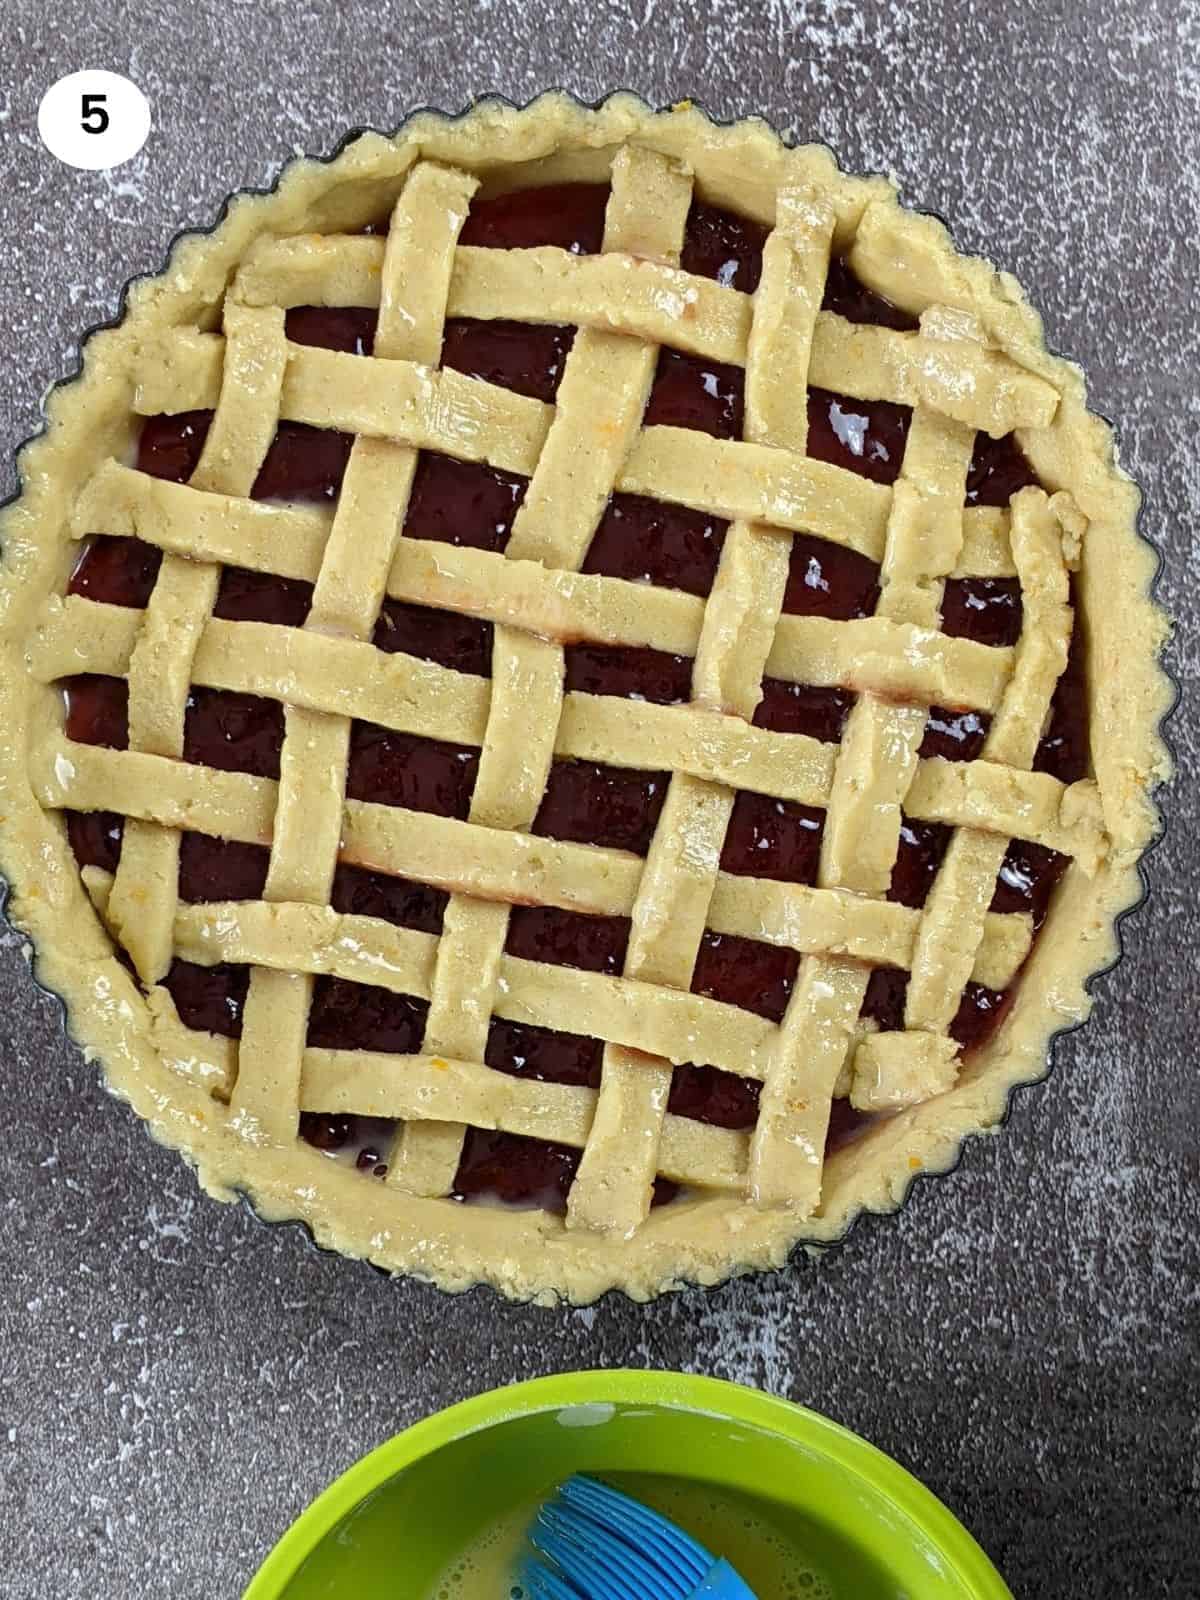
left=232, top=160, right=482, bottom=1143
left=31, top=734, right=1102, bottom=889
left=72, top=871, right=1031, bottom=1196
left=45, top=510, right=1022, bottom=714
left=47, top=151, right=1091, bottom=1229
left=391, top=144, right=698, bottom=1200
left=103, top=299, right=290, bottom=987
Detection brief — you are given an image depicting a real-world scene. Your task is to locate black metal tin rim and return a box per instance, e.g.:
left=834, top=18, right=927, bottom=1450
left=0, top=87, right=1181, bottom=1309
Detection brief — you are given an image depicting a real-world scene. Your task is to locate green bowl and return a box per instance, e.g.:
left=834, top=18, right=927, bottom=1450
left=244, top=1370, right=1011, bottom=1599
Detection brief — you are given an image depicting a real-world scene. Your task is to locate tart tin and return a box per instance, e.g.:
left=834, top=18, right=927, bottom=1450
left=242, top=1369, right=1013, bottom=1598
left=0, top=90, right=1177, bottom=1302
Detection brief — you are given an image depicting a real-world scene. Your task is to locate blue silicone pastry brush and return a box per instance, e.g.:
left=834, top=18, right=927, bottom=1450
left=521, top=1474, right=759, bottom=1599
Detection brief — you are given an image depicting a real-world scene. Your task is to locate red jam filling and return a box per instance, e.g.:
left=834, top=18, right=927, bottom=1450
left=216, top=567, right=313, bottom=627
left=805, top=388, right=911, bottom=486
left=754, top=679, right=855, bottom=743
left=505, top=907, right=631, bottom=975
left=668, top=1065, right=761, bottom=1131
left=63, top=674, right=129, bottom=748
left=65, top=810, right=124, bottom=874
left=581, top=494, right=727, bottom=596
left=533, top=761, right=669, bottom=856
left=1034, top=581, right=1088, bottom=784
left=441, top=318, right=574, bottom=405
left=178, top=835, right=269, bottom=903
left=784, top=532, right=880, bottom=620
left=680, top=200, right=768, bottom=291
left=486, top=1017, right=603, bottom=1089
left=163, top=959, right=248, bottom=1039
left=285, top=306, right=376, bottom=356
left=720, top=793, right=823, bottom=884
left=374, top=597, right=493, bottom=678
left=889, top=819, right=952, bottom=910
left=183, top=687, right=284, bottom=779
left=306, top=979, right=428, bottom=1053
left=346, top=725, right=479, bottom=817
left=330, top=862, right=447, bottom=936
left=941, top=577, right=1023, bottom=648
left=644, top=348, right=745, bottom=438
left=966, top=430, right=1040, bottom=507
left=61, top=182, right=1088, bottom=1211
left=449, top=1129, right=679, bottom=1215
left=403, top=453, right=527, bottom=554
left=821, top=254, right=920, bottom=332
left=451, top=1131, right=585, bottom=1213
left=919, top=707, right=991, bottom=763
left=297, top=1112, right=356, bottom=1150
left=69, top=535, right=162, bottom=608
left=564, top=644, right=693, bottom=705
left=690, top=930, right=798, bottom=1024
left=859, top=962, right=1010, bottom=1052
left=459, top=182, right=610, bottom=254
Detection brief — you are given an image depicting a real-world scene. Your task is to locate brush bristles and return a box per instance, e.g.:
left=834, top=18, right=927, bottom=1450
left=525, top=1474, right=714, bottom=1599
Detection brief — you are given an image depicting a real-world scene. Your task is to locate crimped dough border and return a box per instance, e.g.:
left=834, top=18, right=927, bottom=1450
left=0, top=92, right=1172, bottom=1304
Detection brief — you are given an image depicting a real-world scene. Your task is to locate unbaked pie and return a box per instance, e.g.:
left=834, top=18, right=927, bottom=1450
left=0, top=95, right=1170, bottom=1301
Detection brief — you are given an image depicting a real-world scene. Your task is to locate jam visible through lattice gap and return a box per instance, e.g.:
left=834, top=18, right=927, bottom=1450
left=61, top=181, right=1087, bottom=1212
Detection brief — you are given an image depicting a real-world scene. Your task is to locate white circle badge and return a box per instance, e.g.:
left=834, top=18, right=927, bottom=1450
left=38, top=70, right=151, bottom=171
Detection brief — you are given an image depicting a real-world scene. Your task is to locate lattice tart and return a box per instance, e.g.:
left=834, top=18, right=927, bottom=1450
left=0, top=95, right=1170, bottom=1302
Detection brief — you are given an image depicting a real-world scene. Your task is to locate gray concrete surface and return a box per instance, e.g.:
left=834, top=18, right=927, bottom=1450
left=0, top=1, right=1196, bottom=1594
